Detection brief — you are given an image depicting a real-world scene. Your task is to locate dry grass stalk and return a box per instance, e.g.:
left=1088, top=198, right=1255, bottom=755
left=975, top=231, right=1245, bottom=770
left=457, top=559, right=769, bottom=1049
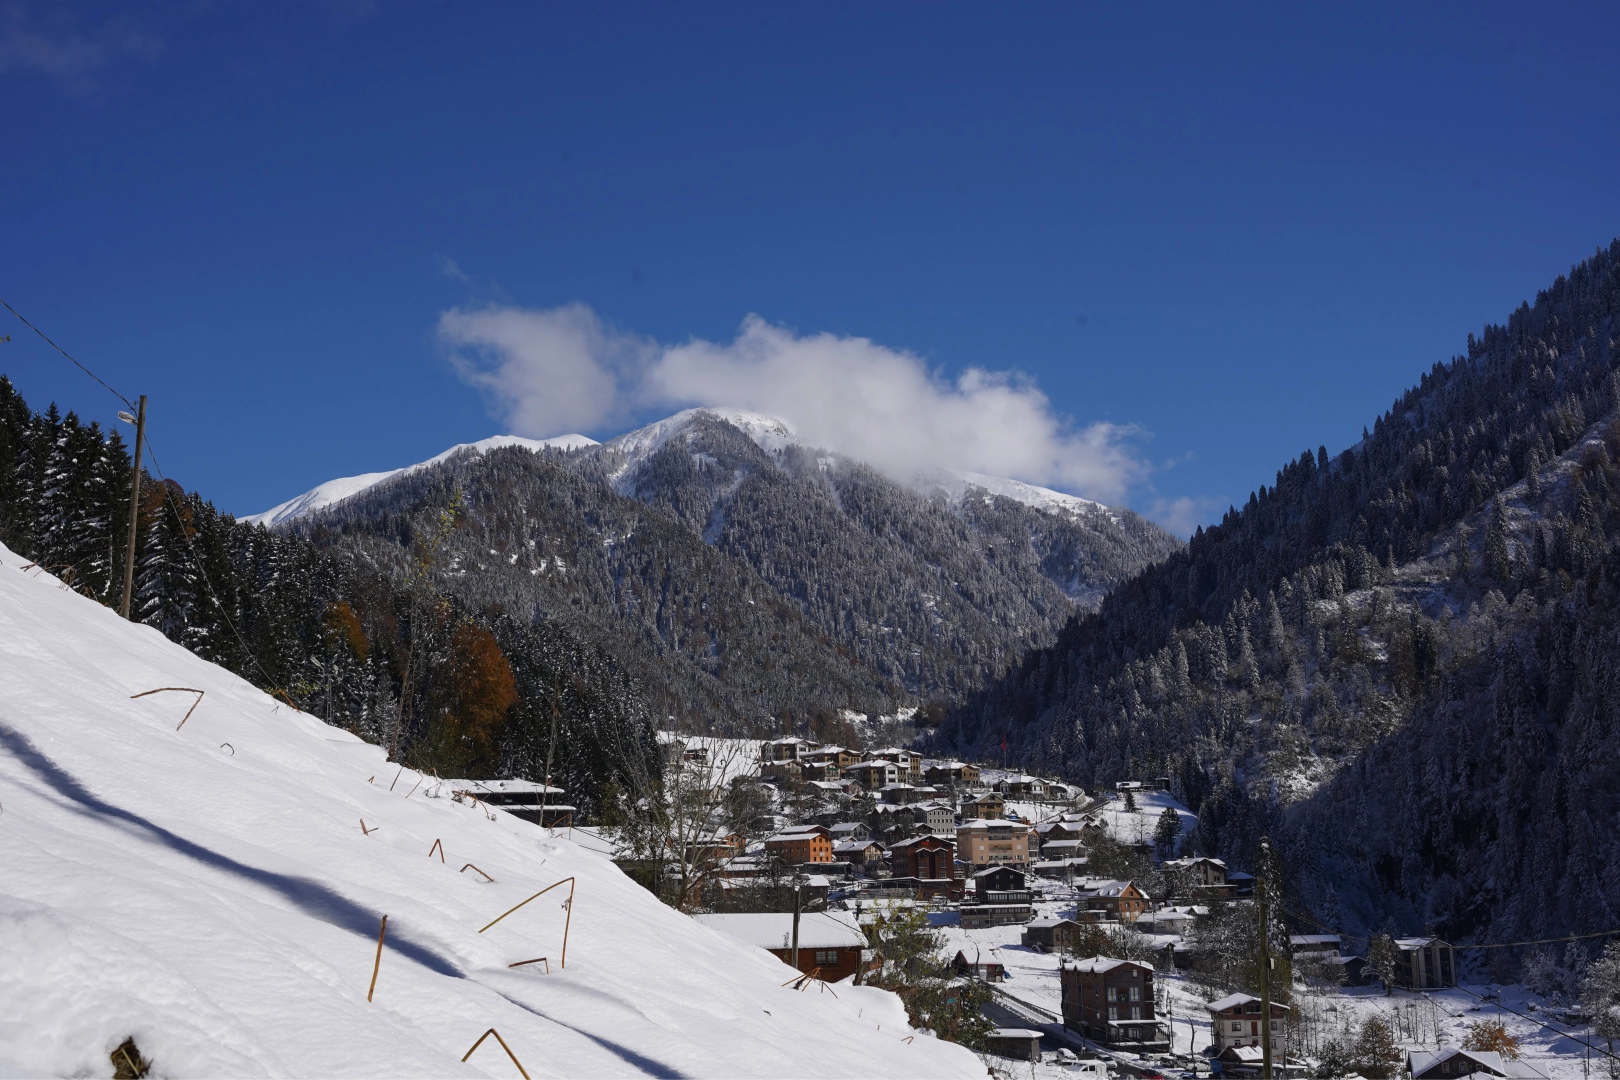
left=360, top=819, right=378, bottom=835
left=405, top=773, right=424, bottom=798
left=129, top=687, right=206, bottom=730
left=110, top=1037, right=150, bottom=1078
left=389, top=766, right=404, bottom=791
left=460, top=863, right=494, bottom=882
left=367, top=915, right=388, bottom=1002
left=428, top=838, right=444, bottom=863
left=477, top=877, right=576, bottom=968
left=461, top=1028, right=530, bottom=1079
left=508, top=957, right=550, bottom=973
left=220, top=743, right=234, bottom=755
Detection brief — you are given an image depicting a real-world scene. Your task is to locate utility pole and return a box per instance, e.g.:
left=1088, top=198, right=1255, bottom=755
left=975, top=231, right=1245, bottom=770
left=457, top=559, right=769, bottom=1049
left=118, top=395, right=146, bottom=620
left=541, top=676, right=561, bottom=831
left=1258, top=836, right=1274, bottom=1080
left=791, top=874, right=804, bottom=973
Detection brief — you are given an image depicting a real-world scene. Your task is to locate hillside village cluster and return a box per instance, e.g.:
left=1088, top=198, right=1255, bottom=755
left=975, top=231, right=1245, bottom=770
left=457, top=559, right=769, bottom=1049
left=477, top=735, right=1568, bottom=1080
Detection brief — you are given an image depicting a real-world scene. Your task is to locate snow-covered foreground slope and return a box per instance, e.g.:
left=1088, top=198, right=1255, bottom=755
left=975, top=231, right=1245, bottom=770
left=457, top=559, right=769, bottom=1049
left=0, top=543, right=984, bottom=1079
left=243, top=434, right=599, bottom=527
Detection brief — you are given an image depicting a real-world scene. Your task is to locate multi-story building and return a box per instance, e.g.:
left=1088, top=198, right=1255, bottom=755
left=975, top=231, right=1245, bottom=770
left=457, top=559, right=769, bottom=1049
left=887, top=834, right=956, bottom=881
left=1075, top=878, right=1150, bottom=922
left=956, top=818, right=1031, bottom=868
left=873, top=747, right=923, bottom=782
left=916, top=801, right=956, bottom=838
left=960, top=792, right=1006, bottom=820
left=762, top=825, right=833, bottom=864
left=1207, top=993, right=1290, bottom=1055
left=846, top=760, right=900, bottom=790
left=960, top=866, right=1033, bottom=928
left=760, top=737, right=817, bottom=763
left=1060, top=957, right=1169, bottom=1052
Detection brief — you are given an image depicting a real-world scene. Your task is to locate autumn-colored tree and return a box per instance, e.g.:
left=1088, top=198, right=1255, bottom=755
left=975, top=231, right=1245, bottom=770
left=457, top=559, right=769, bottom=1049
left=1463, top=1019, right=1520, bottom=1060
left=322, top=600, right=369, bottom=660
left=418, top=624, right=517, bottom=775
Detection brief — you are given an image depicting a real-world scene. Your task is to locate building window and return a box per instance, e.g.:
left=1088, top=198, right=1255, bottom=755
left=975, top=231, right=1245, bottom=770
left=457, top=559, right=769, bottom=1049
left=1130, top=987, right=1141, bottom=1002
left=1106, top=987, right=1117, bottom=1002
left=1131, top=1005, right=1142, bottom=1020
left=1108, top=1006, right=1118, bottom=1021
left=1231, top=1022, right=1242, bottom=1033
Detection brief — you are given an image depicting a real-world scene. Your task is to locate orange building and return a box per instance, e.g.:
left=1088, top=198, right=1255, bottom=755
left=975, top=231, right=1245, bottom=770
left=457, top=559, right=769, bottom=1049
left=763, top=826, right=834, bottom=864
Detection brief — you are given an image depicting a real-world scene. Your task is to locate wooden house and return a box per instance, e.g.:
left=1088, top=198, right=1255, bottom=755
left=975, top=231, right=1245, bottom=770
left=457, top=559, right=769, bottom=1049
left=1021, top=917, right=1084, bottom=952
left=953, top=951, right=1008, bottom=981
left=1207, top=992, right=1290, bottom=1054
left=1075, top=878, right=1150, bottom=921
left=692, top=912, right=871, bottom=981
left=960, top=792, right=1005, bottom=820
left=1407, top=1048, right=1549, bottom=1080
left=985, top=1029, right=1042, bottom=1062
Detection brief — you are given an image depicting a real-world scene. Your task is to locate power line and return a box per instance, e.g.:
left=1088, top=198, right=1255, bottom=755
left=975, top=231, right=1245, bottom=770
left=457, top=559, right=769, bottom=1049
left=0, top=298, right=134, bottom=411
left=1279, top=905, right=1620, bottom=952
left=137, top=432, right=289, bottom=698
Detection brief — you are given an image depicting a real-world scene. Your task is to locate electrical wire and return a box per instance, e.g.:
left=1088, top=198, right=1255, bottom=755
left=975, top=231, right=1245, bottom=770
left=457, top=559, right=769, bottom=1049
left=3, top=301, right=302, bottom=704
left=136, top=431, right=289, bottom=698
left=0, top=298, right=134, bottom=411
left=1280, top=905, right=1620, bottom=952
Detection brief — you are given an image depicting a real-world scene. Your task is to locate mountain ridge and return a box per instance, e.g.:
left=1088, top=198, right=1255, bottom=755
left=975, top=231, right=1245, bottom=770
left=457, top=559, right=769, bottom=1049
left=280, top=408, right=1179, bottom=729
left=251, top=407, right=1123, bottom=531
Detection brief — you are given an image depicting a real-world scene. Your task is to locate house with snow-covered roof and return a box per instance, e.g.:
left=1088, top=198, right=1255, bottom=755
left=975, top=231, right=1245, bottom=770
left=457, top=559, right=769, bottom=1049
left=1075, top=878, right=1150, bottom=922
left=1407, top=1047, right=1548, bottom=1080
left=692, top=912, right=871, bottom=981
left=1394, top=936, right=1456, bottom=989
left=1060, top=957, right=1168, bottom=1052
left=1207, top=992, right=1290, bottom=1054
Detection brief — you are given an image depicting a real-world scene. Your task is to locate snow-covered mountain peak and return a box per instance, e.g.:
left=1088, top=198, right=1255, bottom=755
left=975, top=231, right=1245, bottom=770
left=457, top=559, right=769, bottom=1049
left=923, top=469, right=1116, bottom=522
left=243, top=432, right=598, bottom=527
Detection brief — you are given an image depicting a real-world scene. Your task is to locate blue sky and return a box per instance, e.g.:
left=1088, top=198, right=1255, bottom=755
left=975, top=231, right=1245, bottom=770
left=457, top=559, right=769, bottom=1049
left=4, top=2, right=1619, bottom=534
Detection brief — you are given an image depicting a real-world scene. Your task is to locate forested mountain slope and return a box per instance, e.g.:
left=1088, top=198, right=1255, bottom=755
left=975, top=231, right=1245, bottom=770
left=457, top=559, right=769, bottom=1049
left=286, top=408, right=1178, bottom=730
left=0, top=377, right=660, bottom=814
left=936, top=239, right=1620, bottom=950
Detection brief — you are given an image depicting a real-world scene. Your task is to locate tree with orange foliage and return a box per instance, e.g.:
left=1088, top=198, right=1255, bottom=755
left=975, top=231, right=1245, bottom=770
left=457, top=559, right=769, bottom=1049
left=418, top=623, right=517, bottom=776
left=1463, top=1019, right=1520, bottom=1060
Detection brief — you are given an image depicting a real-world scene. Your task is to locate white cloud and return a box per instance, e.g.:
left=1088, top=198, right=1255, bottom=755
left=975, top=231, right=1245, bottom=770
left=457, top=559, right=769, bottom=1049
left=0, top=6, right=162, bottom=95
left=440, top=302, right=653, bottom=439
left=440, top=303, right=1152, bottom=505
left=1147, top=494, right=1228, bottom=539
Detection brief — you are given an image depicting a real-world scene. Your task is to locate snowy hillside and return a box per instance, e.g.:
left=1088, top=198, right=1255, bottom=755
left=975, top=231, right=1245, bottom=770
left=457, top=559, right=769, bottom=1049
left=244, top=434, right=599, bottom=527
left=0, top=541, right=983, bottom=1079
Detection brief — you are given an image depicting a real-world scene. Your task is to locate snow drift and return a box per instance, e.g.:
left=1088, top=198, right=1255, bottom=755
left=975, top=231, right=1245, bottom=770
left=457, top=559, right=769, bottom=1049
left=0, top=541, right=983, bottom=1079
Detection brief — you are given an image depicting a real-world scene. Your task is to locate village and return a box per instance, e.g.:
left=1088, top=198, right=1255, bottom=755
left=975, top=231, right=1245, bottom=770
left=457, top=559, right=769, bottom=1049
left=459, top=734, right=1616, bottom=1080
